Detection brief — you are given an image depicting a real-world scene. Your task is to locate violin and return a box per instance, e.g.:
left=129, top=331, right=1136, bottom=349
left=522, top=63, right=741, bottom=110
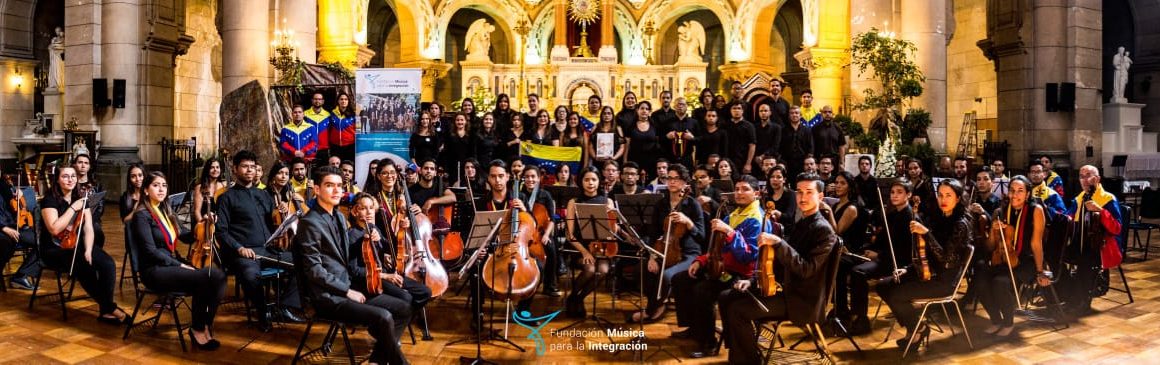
left=482, top=179, right=541, bottom=301
left=190, top=190, right=218, bottom=269
left=704, top=196, right=730, bottom=280
left=653, top=187, right=690, bottom=270
left=912, top=199, right=932, bottom=281
left=362, top=217, right=384, bottom=295
left=754, top=200, right=784, bottom=297
left=58, top=190, right=90, bottom=250
left=400, top=179, right=449, bottom=297
left=526, top=181, right=549, bottom=261
left=991, top=202, right=1022, bottom=268
left=427, top=173, right=464, bottom=263
left=587, top=208, right=620, bottom=259
left=9, top=172, right=33, bottom=230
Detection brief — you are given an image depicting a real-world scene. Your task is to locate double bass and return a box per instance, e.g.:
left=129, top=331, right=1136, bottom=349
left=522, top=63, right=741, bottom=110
left=482, top=179, right=541, bottom=301
left=400, top=179, right=449, bottom=297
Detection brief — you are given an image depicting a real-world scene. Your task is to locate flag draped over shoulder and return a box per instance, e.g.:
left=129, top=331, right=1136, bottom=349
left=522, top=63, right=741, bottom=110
left=520, top=141, right=582, bottom=175
left=579, top=116, right=596, bottom=133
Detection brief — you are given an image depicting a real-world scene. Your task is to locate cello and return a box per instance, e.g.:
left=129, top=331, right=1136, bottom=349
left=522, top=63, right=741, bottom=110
left=652, top=187, right=691, bottom=299
left=525, top=180, right=549, bottom=261
left=427, top=174, right=464, bottom=263
left=704, top=195, right=731, bottom=280
left=400, top=179, right=449, bottom=297
left=482, top=179, right=541, bottom=301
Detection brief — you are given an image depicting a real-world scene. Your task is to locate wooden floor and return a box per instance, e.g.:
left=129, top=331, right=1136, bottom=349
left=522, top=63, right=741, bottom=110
left=2, top=209, right=1159, bottom=364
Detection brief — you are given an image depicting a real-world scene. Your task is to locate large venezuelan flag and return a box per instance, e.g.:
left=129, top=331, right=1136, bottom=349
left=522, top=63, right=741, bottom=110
left=520, top=141, right=582, bottom=175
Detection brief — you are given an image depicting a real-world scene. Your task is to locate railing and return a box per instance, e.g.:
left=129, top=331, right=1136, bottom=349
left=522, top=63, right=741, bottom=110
left=159, top=137, right=197, bottom=194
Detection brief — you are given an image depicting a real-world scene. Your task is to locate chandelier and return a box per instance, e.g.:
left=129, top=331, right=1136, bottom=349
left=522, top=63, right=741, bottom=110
left=269, top=18, right=300, bottom=83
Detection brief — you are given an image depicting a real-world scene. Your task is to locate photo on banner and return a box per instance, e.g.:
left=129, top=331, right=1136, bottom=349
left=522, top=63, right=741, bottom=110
left=354, top=68, right=422, bottom=188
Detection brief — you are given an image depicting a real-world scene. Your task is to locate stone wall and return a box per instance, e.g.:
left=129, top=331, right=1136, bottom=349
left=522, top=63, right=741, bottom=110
left=945, top=0, right=996, bottom=156
left=0, top=60, right=37, bottom=160
left=174, top=0, right=222, bottom=156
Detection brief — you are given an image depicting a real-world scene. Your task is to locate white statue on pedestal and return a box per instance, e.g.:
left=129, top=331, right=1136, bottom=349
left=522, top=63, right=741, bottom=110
left=464, top=19, right=495, bottom=62
left=1113, top=46, right=1132, bottom=103
left=676, top=20, right=705, bottom=63
left=47, top=27, right=64, bottom=91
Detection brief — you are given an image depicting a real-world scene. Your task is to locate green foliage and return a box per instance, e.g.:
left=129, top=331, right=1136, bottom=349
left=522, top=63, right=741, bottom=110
left=850, top=28, right=926, bottom=111
left=900, top=108, right=932, bottom=144
left=853, top=134, right=882, bottom=152
left=897, top=142, right=936, bottom=169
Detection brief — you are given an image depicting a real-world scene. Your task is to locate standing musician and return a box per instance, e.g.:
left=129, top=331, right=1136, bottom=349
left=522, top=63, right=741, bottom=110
left=519, top=166, right=563, bottom=297
left=215, top=150, right=301, bottom=330
left=471, top=160, right=534, bottom=315
left=39, top=165, right=127, bottom=324
left=630, top=164, right=705, bottom=323
left=1062, top=165, right=1122, bottom=315
left=670, top=175, right=771, bottom=359
left=563, top=166, right=616, bottom=318
left=347, top=193, right=430, bottom=338
left=877, top=179, right=974, bottom=347
left=976, top=176, right=1048, bottom=337
left=293, top=167, right=408, bottom=365
left=130, top=171, right=227, bottom=350
left=845, top=181, right=915, bottom=332
left=720, top=173, right=837, bottom=364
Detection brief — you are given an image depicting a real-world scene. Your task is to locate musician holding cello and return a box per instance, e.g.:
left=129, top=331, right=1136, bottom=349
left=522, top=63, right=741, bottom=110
left=130, top=171, right=226, bottom=350
left=469, top=160, right=538, bottom=317
left=215, top=150, right=301, bottom=330
left=720, top=173, right=836, bottom=365
left=630, top=163, right=704, bottom=324
left=293, top=167, right=408, bottom=365
left=670, top=175, right=771, bottom=359
left=1061, top=165, right=1123, bottom=316
left=519, top=166, right=563, bottom=297
left=877, top=179, right=973, bottom=347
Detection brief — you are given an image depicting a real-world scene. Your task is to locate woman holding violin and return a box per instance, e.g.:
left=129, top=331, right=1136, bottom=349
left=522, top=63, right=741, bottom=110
left=828, top=171, right=873, bottom=334
left=40, top=166, right=126, bottom=324
left=563, top=166, right=616, bottom=318
left=346, top=193, right=430, bottom=339
left=877, top=179, right=974, bottom=348
left=976, top=175, right=1047, bottom=337
left=192, top=157, right=227, bottom=225
left=630, top=164, right=704, bottom=324
left=130, top=171, right=227, bottom=350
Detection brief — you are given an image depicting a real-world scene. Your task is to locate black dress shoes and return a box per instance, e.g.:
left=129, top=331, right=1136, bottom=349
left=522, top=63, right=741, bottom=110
left=689, top=343, right=719, bottom=359
left=278, top=308, right=305, bottom=323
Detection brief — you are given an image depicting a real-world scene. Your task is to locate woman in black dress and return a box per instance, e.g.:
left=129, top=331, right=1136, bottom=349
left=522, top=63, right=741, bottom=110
left=563, top=167, right=616, bottom=317
left=409, top=111, right=441, bottom=165
left=524, top=109, right=559, bottom=146
left=493, top=93, right=515, bottom=132
left=553, top=105, right=570, bottom=135
left=694, top=109, right=728, bottom=166
left=501, top=113, right=525, bottom=162
left=588, top=106, right=625, bottom=167
left=559, top=111, right=586, bottom=148
left=626, top=101, right=660, bottom=175
left=692, top=88, right=715, bottom=124
left=474, top=112, right=502, bottom=165
left=762, top=165, right=797, bottom=227
left=440, top=112, right=474, bottom=183
left=616, top=91, right=638, bottom=131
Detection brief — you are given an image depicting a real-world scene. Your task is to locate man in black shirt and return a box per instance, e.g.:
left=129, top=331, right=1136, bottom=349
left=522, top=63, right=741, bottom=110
left=728, top=81, right=754, bottom=123
left=854, top=156, right=880, bottom=211
left=780, top=106, right=813, bottom=177
left=811, top=105, right=846, bottom=159
left=753, top=103, right=783, bottom=174
left=726, top=103, right=757, bottom=175
left=407, top=159, right=457, bottom=213
left=651, top=91, right=678, bottom=152
left=666, top=98, right=698, bottom=168
left=766, top=79, right=791, bottom=127
left=216, top=150, right=300, bottom=329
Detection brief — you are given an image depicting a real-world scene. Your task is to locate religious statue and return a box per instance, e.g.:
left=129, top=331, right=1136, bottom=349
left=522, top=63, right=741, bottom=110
left=72, top=137, right=89, bottom=157
left=464, top=19, right=495, bottom=62
left=802, top=0, right=819, bottom=46
left=47, top=27, right=64, bottom=91
left=1112, top=46, right=1132, bottom=103
left=676, top=20, right=705, bottom=63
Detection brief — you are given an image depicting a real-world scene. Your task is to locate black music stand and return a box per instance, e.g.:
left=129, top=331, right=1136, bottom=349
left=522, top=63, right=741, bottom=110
left=611, top=193, right=663, bottom=301
left=712, top=179, right=734, bottom=192
left=606, top=207, right=681, bottom=362
left=447, top=210, right=524, bottom=364
left=557, top=203, right=619, bottom=340
left=543, top=186, right=582, bottom=210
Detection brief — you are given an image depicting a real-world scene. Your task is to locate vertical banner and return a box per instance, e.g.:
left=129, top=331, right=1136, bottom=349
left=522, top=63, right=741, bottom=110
left=355, top=68, right=422, bottom=188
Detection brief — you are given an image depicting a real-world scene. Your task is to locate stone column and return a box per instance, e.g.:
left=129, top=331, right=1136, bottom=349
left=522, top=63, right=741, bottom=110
left=98, top=0, right=142, bottom=165
left=222, top=0, right=270, bottom=94
left=901, top=0, right=948, bottom=151
left=597, top=0, right=616, bottom=61
left=318, top=0, right=360, bottom=68
left=397, top=60, right=451, bottom=101
left=281, top=0, right=318, bottom=63
left=63, top=0, right=102, bottom=132
left=551, top=0, right=569, bottom=62
left=801, top=0, right=850, bottom=110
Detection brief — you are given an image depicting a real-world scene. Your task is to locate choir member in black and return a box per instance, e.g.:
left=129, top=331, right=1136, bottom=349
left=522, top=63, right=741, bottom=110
left=725, top=103, right=757, bottom=175
left=553, top=105, right=569, bottom=134
left=563, top=167, right=617, bottom=318
left=559, top=112, right=586, bottom=148
left=521, top=93, right=544, bottom=130
left=492, top=93, right=515, bottom=132
left=976, top=176, right=1049, bottom=336
left=460, top=97, right=481, bottom=131
left=764, top=80, right=791, bottom=126
left=501, top=113, right=524, bottom=163
left=692, top=166, right=723, bottom=226
left=407, top=159, right=457, bottom=213
left=589, top=106, right=626, bottom=166
left=427, top=102, right=451, bottom=134
left=474, top=113, right=502, bottom=165
left=519, top=166, right=562, bottom=297
left=347, top=193, right=430, bottom=335
left=40, top=166, right=126, bottom=324
left=906, top=158, right=937, bottom=217
left=726, top=81, right=753, bottom=124
left=630, top=164, right=705, bottom=323
left=829, top=171, right=873, bottom=334
left=692, top=88, right=715, bottom=123
left=611, top=162, right=645, bottom=196
left=665, top=98, right=698, bottom=168
left=1061, top=165, right=1123, bottom=315
left=455, top=158, right=485, bottom=197
left=694, top=109, right=728, bottom=166
left=616, top=91, right=638, bottom=132
left=119, top=163, right=145, bottom=223
left=849, top=181, right=915, bottom=332
left=877, top=179, right=973, bottom=347
left=293, top=167, right=408, bottom=365
left=626, top=101, right=662, bottom=174
left=671, top=175, right=769, bottom=358
left=716, top=158, right=740, bottom=181
left=753, top=103, right=783, bottom=173
left=811, top=106, right=846, bottom=158
left=761, top=166, right=796, bottom=235
left=650, top=91, right=678, bottom=142
left=554, top=164, right=576, bottom=187
left=215, top=150, right=300, bottom=329
left=524, top=109, right=559, bottom=146
left=409, top=111, right=441, bottom=165
left=130, top=171, right=227, bottom=349
left=780, top=106, right=813, bottom=177
left=854, top=156, right=879, bottom=211
left=440, top=113, right=474, bottom=183
left=720, top=173, right=837, bottom=364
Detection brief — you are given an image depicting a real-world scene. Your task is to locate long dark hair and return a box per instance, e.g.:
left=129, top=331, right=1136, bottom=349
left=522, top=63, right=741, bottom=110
left=578, top=166, right=604, bottom=197
left=266, top=161, right=293, bottom=202
left=335, top=92, right=356, bottom=118
left=50, top=166, right=81, bottom=200
left=833, top=170, right=863, bottom=207
left=136, top=171, right=179, bottom=229
left=197, top=157, right=223, bottom=191
left=365, top=160, right=400, bottom=197
left=124, top=163, right=145, bottom=193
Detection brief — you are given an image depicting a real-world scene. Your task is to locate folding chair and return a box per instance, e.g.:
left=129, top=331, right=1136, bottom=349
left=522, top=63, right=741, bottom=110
left=121, top=224, right=189, bottom=351
left=901, top=245, right=976, bottom=358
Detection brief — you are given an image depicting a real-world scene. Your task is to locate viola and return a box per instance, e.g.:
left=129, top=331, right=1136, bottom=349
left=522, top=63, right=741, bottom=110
left=400, top=179, right=449, bottom=297
left=190, top=190, right=218, bottom=269
left=10, top=172, right=33, bottom=230
left=57, top=191, right=89, bottom=250
left=362, top=219, right=384, bottom=295
left=991, top=203, right=1022, bottom=268
left=427, top=174, right=464, bottom=263
left=754, top=200, right=783, bottom=297
left=482, top=179, right=541, bottom=301
left=912, top=200, right=932, bottom=281
left=705, top=198, right=730, bottom=280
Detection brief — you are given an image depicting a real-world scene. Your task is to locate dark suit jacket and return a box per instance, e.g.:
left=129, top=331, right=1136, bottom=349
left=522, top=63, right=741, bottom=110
left=130, top=209, right=189, bottom=271
left=294, top=208, right=354, bottom=309
left=775, top=211, right=837, bottom=325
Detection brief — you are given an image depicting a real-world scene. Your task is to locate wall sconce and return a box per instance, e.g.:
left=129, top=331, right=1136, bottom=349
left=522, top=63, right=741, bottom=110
left=12, top=68, right=24, bottom=90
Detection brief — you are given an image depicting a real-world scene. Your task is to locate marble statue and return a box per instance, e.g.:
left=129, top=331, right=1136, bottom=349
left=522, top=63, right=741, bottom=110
left=47, top=27, right=64, bottom=91
left=676, top=20, right=705, bottom=63
left=1112, top=46, right=1132, bottom=103
left=802, top=0, right=819, bottom=46
left=464, top=19, right=495, bottom=62
left=72, top=137, right=89, bottom=157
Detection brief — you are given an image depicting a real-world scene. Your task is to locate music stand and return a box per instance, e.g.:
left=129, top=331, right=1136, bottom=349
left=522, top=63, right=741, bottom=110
left=557, top=203, right=619, bottom=340
left=447, top=210, right=525, bottom=361
left=711, top=179, right=734, bottom=192
left=1111, top=155, right=1127, bottom=178
left=614, top=193, right=663, bottom=234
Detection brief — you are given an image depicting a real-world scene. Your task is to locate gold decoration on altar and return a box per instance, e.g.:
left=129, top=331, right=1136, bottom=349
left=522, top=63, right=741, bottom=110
left=568, top=0, right=600, bottom=57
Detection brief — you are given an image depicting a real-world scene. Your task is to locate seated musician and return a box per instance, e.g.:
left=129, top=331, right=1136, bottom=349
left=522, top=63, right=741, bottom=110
left=519, top=166, right=563, bottom=297
left=39, top=166, right=127, bottom=324
left=289, top=158, right=314, bottom=202
left=1061, top=165, right=1122, bottom=315
left=670, top=175, right=770, bottom=358
left=976, top=175, right=1047, bottom=337
left=408, top=158, right=457, bottom=214
left=266, top=162, right=307, bottom=217
left=472, top=160, right=535, bottom=316
left=293, top=167, right=407, bottom=365
left=130, top=171, right=227, bottom=350
left=346, top=193, right=431, bottom=338
left=216, top=150, right=301, bottom=330
left=877, top=179, right=974, bottom=348
left=761, top=166, right=797, bottom=234
left=969, top=170, right=1002, bottom=220
left=692, top=165, right=723, bottom=227
left=563, top=166, right=616, bottom=318
left=720, top=173, right=837, bottom=364
left=1028, top=161, right=1066, bottom=217
left=828, top=171, right=872, bottom=334
left=844, top=181, right=915, bottom=335
left=630, top=163, right=705, bottom=323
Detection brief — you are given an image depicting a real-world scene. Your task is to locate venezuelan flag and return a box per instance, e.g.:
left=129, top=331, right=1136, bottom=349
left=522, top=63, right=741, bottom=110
left=520, top=141, right=582, bottom=175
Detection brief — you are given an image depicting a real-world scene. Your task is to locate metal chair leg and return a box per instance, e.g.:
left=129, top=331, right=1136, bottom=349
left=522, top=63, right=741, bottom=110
left=291, top=319, right=315, bottom=365
left=902, top=304, right=932, bottom=359
left=170, top=297, right=187, bottom=352
left=339, top=325, right=357, bottom=364
left=1118, top=265, right=1134, bottom=304
left=951, top=300, right=973, bottom=349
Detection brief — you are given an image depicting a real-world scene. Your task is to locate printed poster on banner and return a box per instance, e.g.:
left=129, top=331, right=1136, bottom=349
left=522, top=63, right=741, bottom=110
left=355, top=68, right=422, bottom=188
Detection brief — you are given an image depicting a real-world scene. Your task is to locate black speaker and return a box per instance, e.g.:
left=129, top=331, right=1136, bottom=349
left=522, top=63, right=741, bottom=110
left=93, top=78, right=109, bottom=107
left=113, top=79, right=126, bottom=108
left=1045, top=83, right=1059, bottom=112
left=1059, top=82, right=1076, bottom=112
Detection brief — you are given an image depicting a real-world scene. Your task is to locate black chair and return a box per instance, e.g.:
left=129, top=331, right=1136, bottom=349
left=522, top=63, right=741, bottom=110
left=290, top=252, right=358, bottom=364
left=1126, top=188, right=1158, bottom=260
left=121, top=221, right=190, bottom=352
left=1020, top=213, right=1071, bottom=328
left=27, top=237, right=80, bottom=320
left=758, top=239, right=848, bottom=363
left=1109, top=205, right=1134, bottom=303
